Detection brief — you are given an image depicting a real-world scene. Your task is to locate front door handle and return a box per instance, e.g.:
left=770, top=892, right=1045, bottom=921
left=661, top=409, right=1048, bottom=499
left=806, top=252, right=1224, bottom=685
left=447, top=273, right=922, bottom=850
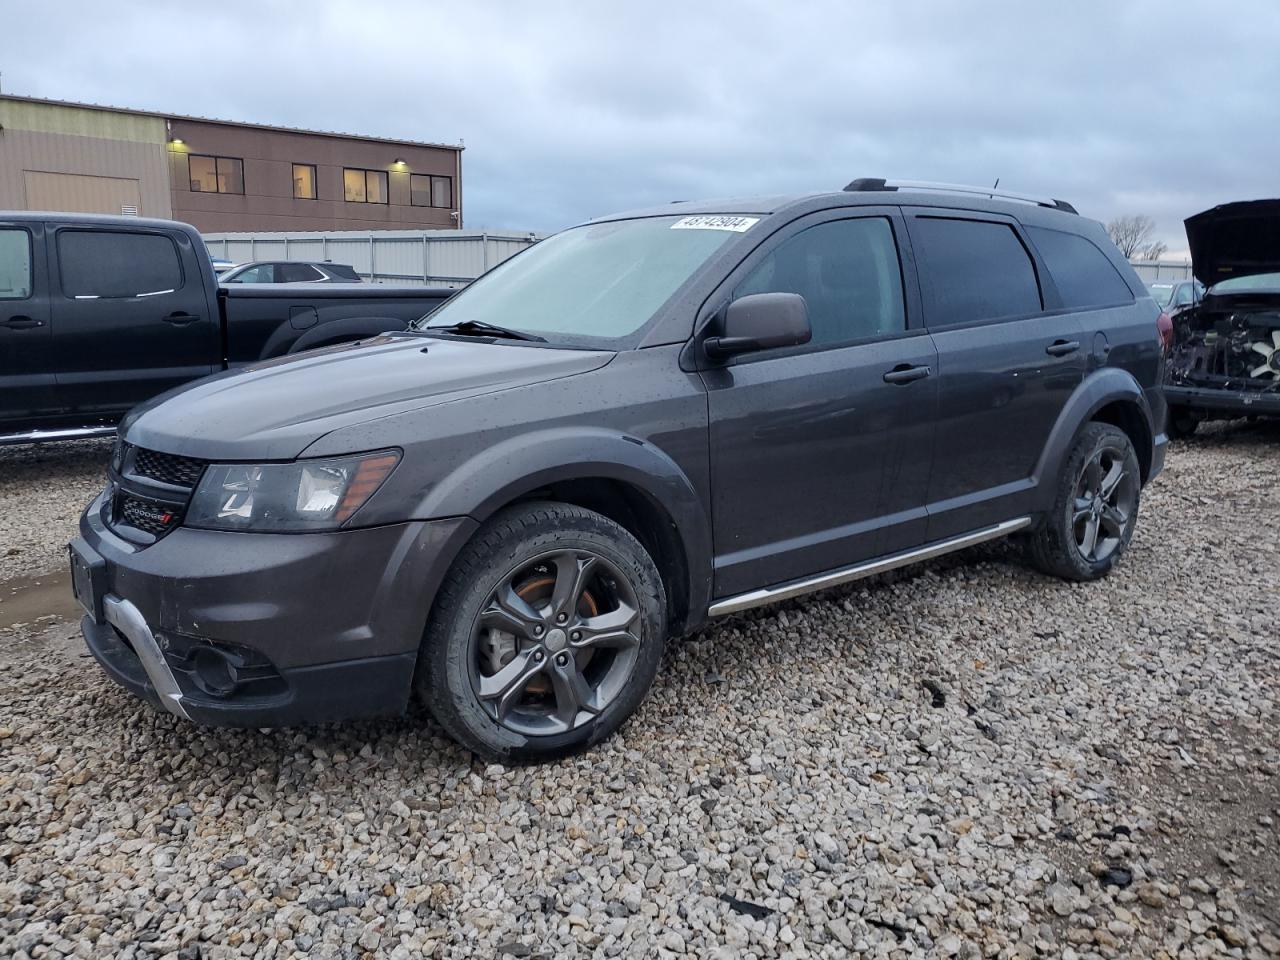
left=1045, top=339, right=1080, bottom=357
left=163, top=312, right=200, bottom=326
left=2, top=316, right=44, bottom=330
left=883, top=363, right=932, bottom=384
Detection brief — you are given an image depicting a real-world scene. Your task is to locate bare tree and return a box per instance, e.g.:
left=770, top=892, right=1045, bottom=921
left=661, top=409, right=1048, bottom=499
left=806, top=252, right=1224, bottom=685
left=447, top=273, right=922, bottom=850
left=1106, top=215, right=1159, bottom=259
left=1141, top=239, right=1168, bottom=261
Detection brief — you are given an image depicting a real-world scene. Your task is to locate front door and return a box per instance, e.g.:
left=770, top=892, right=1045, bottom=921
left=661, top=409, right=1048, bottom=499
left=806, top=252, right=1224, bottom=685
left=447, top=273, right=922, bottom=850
left=50, top=226, right=218, bottom=419
left=701, top=212, right=939, bottom=598
left=0, top=221, right=56, bottom=432
left=903, top=210, right=1086, bottom=539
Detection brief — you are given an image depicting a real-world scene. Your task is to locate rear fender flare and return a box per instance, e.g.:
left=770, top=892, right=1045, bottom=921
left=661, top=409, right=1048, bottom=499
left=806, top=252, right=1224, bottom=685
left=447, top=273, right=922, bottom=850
left=1032, top=367, right=1156, bottom=510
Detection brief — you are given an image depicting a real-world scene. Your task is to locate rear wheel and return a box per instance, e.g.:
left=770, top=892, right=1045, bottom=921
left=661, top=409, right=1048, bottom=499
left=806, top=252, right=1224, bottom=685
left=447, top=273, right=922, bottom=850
left=417, top=502, right=666, bottom=761
left=1027, top=422, right=1141, bottom=581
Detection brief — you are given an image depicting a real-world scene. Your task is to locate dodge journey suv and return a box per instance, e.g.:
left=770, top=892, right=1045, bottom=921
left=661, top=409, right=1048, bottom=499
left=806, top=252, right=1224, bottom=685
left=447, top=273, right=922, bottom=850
left=71, top=178, right=1167, bottom=760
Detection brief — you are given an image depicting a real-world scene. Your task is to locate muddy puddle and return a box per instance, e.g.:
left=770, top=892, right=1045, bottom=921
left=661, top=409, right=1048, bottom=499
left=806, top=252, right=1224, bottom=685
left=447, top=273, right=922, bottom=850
left=0, top=568, right=83, bottom=632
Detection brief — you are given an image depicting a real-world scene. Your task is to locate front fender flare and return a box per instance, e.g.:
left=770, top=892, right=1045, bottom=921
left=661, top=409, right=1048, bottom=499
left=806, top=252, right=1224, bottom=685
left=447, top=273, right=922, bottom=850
left=1032, top=367, right=1157, bottom=511
left=415, top=427, right=713, bottom=630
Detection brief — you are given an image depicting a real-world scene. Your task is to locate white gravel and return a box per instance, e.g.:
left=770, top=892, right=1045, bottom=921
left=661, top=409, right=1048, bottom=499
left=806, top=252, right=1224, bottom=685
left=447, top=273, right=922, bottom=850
left=1, top=424, right=1278, bottom=959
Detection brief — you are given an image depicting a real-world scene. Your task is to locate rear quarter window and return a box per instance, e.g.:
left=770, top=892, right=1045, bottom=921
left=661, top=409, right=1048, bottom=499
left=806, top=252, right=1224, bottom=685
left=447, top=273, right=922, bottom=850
left=911, top=217, right=1042, bottom=326
left=1026, top=226, right=1134, bottom=310
left=58, top=230, right=184, bottom=299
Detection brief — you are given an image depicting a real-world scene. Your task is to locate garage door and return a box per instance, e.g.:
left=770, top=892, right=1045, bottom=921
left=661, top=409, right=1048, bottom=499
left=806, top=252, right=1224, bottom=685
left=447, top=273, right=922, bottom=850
left=23, top=171, right=143, bottom=217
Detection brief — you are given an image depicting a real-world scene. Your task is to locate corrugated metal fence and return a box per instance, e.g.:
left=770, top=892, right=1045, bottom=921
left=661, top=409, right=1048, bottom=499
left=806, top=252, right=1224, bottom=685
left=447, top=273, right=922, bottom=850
left=202, top=229, right=541, bottom=288
left=1129, top=260, right=1194, bottom=283
left=204, top=228, right=1195, bottom=290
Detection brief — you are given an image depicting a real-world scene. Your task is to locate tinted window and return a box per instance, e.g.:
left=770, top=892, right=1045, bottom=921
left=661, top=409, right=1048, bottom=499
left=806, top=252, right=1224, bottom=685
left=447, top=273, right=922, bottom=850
left=913, top=217, right=1041, bottom=324
left=735, top=218, right=905, bottom=346
left=58, top=231, right=183, bottom=299
left=278, top=263, right=321, bottom=282
left=0, top=229, right=32, bottom=299
left=325, top=264, right=360, bottom=281
left=1027, top=226, right=1133, bottom=310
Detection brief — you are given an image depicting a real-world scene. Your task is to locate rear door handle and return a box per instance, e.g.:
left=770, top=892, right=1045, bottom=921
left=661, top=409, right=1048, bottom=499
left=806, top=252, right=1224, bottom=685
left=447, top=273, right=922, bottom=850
left=3, top=316, right=44, bottom=330
left=163, top=312, right=200, bottom=326
left=1045, top=339, right=1080, bottom=357
left=883, top=363, right=932, bottom=384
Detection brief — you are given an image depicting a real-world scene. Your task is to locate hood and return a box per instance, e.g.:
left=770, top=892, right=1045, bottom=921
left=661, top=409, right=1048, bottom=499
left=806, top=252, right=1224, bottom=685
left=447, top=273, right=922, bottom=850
left=124, top=334, right=613, bottom=460
left=1185, top=199, right=1280, bottom=287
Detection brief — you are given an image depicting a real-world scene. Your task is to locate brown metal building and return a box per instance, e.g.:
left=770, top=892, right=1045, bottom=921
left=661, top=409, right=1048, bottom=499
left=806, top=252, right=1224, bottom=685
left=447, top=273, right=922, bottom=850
left=0, top=94, right=463, bottom=232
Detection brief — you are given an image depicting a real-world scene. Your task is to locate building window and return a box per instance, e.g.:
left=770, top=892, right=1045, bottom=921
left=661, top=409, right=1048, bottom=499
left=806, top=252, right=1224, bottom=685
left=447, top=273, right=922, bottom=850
left=411, top=174, right=453, bottom=208
left=188, top=155, right=244, bottom=195
left=292, top=164, right=317, bottom=200
left=343, top=168, right=388, bottom=204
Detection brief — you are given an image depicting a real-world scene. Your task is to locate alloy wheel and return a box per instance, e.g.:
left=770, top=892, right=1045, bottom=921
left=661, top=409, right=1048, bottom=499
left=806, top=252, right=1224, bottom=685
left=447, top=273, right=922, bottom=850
left=1071, top=444, right=1138, bottom=564
left=468, top=549, right=643, bottom=736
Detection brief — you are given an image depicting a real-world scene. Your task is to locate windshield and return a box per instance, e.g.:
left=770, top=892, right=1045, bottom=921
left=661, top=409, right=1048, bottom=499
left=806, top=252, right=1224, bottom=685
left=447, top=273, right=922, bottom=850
left=1210, top=272, right=1280, bottom=295
left=416, top=215, right=758, bottom=345
left=1147, top=283, right=1173, bottom=307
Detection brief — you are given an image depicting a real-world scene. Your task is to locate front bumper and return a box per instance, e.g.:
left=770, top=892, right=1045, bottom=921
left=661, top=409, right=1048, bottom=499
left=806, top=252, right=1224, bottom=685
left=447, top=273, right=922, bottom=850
left=1164, top=383, right=1280, bottom=417
left=73, top=489, right=477, bottom=727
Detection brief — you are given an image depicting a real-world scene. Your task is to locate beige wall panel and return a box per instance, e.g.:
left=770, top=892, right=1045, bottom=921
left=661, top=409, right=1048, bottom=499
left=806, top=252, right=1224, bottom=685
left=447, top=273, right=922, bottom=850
left=0, top=128, right=172, bottom=217
left=23, top=171, right=142, bottom=216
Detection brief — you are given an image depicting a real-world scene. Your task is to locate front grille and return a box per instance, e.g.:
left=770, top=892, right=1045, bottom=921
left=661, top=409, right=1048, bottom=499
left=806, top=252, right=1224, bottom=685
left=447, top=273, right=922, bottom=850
left=131, top=447, right=206, bottom=488
left=117, top=493, right=181, bottom=537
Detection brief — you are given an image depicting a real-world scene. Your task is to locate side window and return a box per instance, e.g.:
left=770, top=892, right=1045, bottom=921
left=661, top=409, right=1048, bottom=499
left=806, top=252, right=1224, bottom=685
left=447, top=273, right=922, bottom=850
left=734, top=217, right=906, bottom=347
left=58, top=231, right=183, bottom=299
left=912, top=217, right=1041, bottom=325
left=0, top=228, right=32, bottom=299
left=278, top=263, right=321, bottom=282
left=1026, top=225, right=1133, bottom=310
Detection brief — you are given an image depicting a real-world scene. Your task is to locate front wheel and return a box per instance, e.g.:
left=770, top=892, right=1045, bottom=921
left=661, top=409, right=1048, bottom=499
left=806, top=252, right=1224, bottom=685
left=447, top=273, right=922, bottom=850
left=1027, top=422, right=1141, bottom=582
left=417, top=502, right=666, bottom=761
left=1167, top=405, right=1199, bottom=439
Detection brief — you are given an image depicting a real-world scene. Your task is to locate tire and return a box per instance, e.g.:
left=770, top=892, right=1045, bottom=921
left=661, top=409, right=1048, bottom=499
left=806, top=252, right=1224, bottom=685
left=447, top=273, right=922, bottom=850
left=1167, top=405, right=1199, bottom=439
left=1027, top=422, right=1142, bottom=582
left=417, top=501, right=666, bottom=761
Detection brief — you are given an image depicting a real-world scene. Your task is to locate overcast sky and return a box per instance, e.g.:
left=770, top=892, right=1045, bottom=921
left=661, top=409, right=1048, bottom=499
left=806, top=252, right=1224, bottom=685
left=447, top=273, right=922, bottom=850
left=4, top=1, right=1278, bottom=256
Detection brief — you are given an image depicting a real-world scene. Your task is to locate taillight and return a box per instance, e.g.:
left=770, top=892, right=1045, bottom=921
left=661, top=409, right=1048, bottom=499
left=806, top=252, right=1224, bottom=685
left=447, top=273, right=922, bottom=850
left=1156, top=311, right=1173, bottom=351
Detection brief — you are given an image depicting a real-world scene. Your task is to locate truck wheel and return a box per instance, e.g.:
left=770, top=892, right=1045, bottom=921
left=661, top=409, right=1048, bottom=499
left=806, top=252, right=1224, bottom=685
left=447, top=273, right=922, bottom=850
left=1027, top=422, right=1141, bottom=582
left=417, top=501, right=666, bottom=761
left=1167, top=405, right=1199, bottom=438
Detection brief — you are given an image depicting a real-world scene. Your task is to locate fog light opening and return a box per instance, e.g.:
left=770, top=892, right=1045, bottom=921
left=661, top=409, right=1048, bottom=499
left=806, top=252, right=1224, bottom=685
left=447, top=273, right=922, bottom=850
left=192, top=647, right=241, bottom=698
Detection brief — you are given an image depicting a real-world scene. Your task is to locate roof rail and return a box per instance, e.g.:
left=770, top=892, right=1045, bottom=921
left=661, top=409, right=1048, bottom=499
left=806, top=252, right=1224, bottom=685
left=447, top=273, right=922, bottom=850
left=843, top=178, right=1078, bottom=215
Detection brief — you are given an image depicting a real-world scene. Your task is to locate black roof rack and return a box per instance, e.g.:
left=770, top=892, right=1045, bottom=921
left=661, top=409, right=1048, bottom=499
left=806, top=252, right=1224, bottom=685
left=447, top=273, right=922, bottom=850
left=843, top=178, right=1078, bottom=215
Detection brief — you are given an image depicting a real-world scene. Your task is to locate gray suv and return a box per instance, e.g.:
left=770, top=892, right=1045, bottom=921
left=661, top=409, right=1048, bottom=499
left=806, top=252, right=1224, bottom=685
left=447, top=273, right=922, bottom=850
left=70, top=179, right=1167, bottom=760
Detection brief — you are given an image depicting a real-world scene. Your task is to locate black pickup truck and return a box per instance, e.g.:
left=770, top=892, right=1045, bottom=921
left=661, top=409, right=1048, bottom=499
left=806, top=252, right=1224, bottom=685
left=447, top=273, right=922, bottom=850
left=0, top=212, right=454, bottom=443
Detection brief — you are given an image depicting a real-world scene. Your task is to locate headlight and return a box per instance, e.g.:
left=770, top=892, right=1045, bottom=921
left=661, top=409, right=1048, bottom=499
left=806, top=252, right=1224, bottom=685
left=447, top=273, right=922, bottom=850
left=186, top=450, right=400, bottom=532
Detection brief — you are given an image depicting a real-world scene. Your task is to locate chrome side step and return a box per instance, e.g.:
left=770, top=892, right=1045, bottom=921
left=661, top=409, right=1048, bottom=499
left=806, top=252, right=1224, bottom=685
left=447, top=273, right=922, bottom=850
left=708, top=517, right=1032, bottom=617
left=0, top=425, right=117, bottom=446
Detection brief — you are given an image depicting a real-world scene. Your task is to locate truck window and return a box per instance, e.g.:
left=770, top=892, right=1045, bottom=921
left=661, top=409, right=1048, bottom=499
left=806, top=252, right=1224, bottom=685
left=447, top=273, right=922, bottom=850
left=58, top=230, right=184, bottom=299
left=734, top=217, right=906, bottom=346
left=912, top=217, right=1042, bottom=325
left=1026, top=226, right=1133, bottom=310
left=0, top=229, right=32, bottom=299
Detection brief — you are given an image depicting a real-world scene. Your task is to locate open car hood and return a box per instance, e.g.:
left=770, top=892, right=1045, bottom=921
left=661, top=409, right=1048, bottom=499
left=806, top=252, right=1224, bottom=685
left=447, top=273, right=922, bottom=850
left=1185, top=199, right=1280, bottom=287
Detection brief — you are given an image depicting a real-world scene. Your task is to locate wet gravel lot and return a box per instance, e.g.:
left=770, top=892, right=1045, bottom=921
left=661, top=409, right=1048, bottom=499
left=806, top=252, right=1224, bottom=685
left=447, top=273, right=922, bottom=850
left=1, top=426, right=1277, bottom=959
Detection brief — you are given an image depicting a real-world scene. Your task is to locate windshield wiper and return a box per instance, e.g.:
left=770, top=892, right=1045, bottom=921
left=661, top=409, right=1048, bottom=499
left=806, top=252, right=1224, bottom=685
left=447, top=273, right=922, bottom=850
left=424, top=319, right=546, bottom=342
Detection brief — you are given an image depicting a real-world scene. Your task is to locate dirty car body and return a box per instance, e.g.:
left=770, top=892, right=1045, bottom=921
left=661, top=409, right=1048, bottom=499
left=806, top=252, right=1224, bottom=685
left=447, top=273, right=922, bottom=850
left=70, top=181, right=1167, bottom=759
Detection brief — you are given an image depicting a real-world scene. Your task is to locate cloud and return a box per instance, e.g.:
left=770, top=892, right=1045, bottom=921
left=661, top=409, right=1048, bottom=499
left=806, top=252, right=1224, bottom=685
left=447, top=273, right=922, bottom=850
left=4, top=0, right=1276, bottom=254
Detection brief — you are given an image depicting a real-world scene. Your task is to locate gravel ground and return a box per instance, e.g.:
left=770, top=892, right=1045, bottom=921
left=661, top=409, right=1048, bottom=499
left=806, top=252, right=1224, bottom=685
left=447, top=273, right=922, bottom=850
left=1, top=424, right=1277, bottom=959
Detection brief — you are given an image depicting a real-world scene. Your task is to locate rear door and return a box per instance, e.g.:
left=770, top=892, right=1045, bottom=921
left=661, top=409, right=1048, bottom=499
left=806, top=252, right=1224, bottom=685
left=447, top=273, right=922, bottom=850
left=0, top=221, right=56, bottom=430
left=50, top=225, right=219, bottom=417
left=702, top=209, right=939, bottom=597
left=904, top=209, right=1084, bottom=539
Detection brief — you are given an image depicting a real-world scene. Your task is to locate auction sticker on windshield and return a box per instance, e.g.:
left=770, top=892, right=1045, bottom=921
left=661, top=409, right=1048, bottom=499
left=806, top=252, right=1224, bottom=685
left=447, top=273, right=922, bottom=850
left=671, top=215, right=760, bottom=232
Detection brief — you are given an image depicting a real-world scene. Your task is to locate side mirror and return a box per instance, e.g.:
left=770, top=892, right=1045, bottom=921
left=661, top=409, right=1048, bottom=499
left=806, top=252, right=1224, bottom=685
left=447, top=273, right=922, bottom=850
left=704, top=292, right=811, bottom=360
